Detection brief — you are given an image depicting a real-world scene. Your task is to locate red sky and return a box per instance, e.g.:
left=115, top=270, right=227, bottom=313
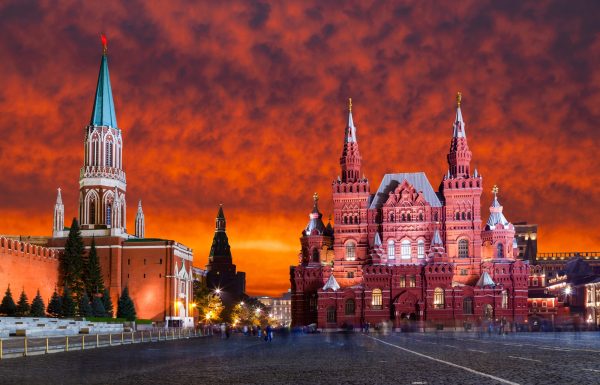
left=1, top=1, right=599, bottom=297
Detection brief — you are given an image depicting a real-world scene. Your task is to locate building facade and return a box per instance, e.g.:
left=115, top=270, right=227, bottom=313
left=291, top=95, right=530, bottom=330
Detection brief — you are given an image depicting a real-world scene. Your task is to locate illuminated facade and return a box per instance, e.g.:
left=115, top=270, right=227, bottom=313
left=291, top=95, right=530, bottom=330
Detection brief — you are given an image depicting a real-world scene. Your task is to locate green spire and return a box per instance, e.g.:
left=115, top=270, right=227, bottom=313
left=90, top=42, right=118, bottom=128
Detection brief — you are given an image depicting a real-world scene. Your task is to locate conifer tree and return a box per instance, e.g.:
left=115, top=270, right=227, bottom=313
left=30, top=290, right=46, bottom=317
left=102, top=288, right=114, bottom=318
left=116, top=287, right=136, bottom=321
left=16, top=289, right=30, bottom=316
left=60, top=218, right=85, bottom=300
left=0, top=286, right=17, bottom=316
left=84, top=237, right=104, bottom=296
left=79, top=293, right=93, bottom=317
left=47, top=289, right=62, bottom=318
left=61, top=286, right=76, bottom=318
left=91, top=296, right=106, bottom=317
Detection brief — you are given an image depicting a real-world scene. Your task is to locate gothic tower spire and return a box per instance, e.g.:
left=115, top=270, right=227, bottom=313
left=447, top=92, right=472, bottom=178
left=340, top=98, right=362, bottom=183
left=135, top=200, right=145, bottom=238
left=53, top=188, right=64, bottom=237
left=78, top=34, right=127, bottom=236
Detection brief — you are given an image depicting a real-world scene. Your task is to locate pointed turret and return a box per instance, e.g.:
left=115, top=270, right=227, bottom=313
left=304, top=193, right=326, bottom=236
left=486, top=185, right=510, bottom=229
left=209, top=205, right=232, bottom=264
left=322, top=274, right=340, bottom=291
left=52, top=188, right=64, bottom=237
left=427, top=227, right=449, bottom=261
left=446, top=92, right=472, bottom=178
left=340, top=98, right=362, bottom=183
left=90, top=34, right=118, bottom=128
left=135, top=200, right=145, bottom=238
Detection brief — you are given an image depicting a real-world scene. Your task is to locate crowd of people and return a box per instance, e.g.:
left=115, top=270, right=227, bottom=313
left=216, top=323, right=275, bottom=342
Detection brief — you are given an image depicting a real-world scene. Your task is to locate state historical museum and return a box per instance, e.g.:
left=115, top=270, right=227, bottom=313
left=290, top=95, right=529, bottom=330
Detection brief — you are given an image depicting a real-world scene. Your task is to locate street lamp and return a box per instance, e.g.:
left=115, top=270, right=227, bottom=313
left=565, top=286, right=572, bottom=295
left=214, top=288, right=221, bottom=295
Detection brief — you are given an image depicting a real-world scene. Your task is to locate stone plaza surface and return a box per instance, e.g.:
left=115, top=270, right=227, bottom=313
left=0, top=331, right=599, bottom=384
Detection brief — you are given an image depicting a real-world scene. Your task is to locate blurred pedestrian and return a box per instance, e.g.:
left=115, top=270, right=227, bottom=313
left=220, top=323, right=226, bottom=339
left=257, top=326, right=262, bottom=338
left=266, top=325, right=273, bottom=342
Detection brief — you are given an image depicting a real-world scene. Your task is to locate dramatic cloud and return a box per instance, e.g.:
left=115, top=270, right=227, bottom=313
left=1, top=0, right=599, bottom=296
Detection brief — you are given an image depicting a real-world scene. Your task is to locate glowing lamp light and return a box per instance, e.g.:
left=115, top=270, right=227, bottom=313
left=240, top=301, right=245, bottom=306
left=214, top=289, right=221, bottom=295
left=565, top=287, right=572, bottom=295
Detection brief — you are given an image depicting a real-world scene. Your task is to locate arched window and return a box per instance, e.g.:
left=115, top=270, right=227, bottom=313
left=419, top=213, right=424, bottom=221
left=389, top=212, right=395, bottom=222
left=345, top=241, right=356, bottom=261
left=372, top=289, right=382, bottom=309
left=401, top=240, right=411, bottom=259
left=89, top=200, right=96, bottom=224
left=461, top=212, right=466, bottom=220
left=497, top=243, right=504, bottom=258
left=407, top=213, right=412, bottom=221
left=458, top=239, right=469, bottom=258
left=345, top=299, right=355, bottom=315
left=467, top=212, right=471, bottom=220
left=502, top=290, right=509, bottom=309
left=434, top=213, right=438, bottom=222
left=402, top=213, right=406, bottom=221
left=106, top=205, right=112, bottom=226
left=326, top=307, right=336, bottom=323
left=434, top=288, right=444, bottom=309
left=106, top=142, right=113, bottom=167
left=387, top=240, right=395, bottom=260
left=417, top=240, right=425, bottom=259
left=455, top=212, right=460, bottom=220
left=311, top=248, right=319, bottom=263
left=463, top=297, right=474, bottom=314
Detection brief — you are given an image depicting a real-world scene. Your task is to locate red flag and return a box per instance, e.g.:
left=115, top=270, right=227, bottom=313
left=101, top=33, right=107, bottom=53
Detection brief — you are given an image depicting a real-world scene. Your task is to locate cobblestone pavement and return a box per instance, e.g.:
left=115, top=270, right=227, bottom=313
left=0, top=331, right=598, bottom=385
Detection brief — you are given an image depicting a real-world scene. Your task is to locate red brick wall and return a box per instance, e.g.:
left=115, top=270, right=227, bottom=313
left=0, top=237, right=59, bottom=305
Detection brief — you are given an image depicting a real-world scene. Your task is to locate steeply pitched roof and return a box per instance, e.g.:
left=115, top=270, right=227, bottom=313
left=90, top=54, right=118, bottom=128
left=369, top=172, right=442, bottom=209
left=323, top=274, right=340, bottom=291
left=476, top=271, right=496, bottom=287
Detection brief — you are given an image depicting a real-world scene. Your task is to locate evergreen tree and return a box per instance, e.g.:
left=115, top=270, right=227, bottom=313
left=61, top=286, right=76, bottom=318
left=60, top=218, right=85, bottom=300
left=84, top=237, right=104, bottom=296
left=79, top=293, right=93, bottom=317
left=102, top=288, right=114, bottom=318
left=47, top=289, right=62, bottom=318
left=116, top=287, right=136, bottom=321
left=16, top=289, right=30, bottom=316
left=0, top=286, right=17, bottom=316
left=30, top=290, right=46, bottom=317
left=91, top=296, right=106, bottom=317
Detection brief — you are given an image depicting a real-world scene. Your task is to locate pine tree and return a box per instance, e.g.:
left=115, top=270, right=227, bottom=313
left=91, top=296, right=106, bottom=317
left=102, top=288, right=114, bottom=318
left=0, top=286, right=17, bottom=316
left=84, top=237, right=104, bottom=296
left=116, top=287, right=136, bottom=321
left=60, top=218, right=85, bottom=300
left=79, top=293, right=93, bottom=317
left=61, top=286, right=76, bottom=318
left=47, top=289, right=63, bottom=317
left=16, top=289, right=30, bottom=316
left=30, top=290, right=46, bottom=317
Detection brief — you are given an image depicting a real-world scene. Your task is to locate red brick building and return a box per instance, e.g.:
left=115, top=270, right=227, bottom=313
left=291, top=95, right=530, bottom=330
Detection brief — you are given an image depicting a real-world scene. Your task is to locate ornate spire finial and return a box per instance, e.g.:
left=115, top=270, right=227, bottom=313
left=348, top=97, right=352, bottom=112
left=456, top=91, right=462, bottom=108
left=313, top=192, right=319, bottom=202
left=492, top=184, right=499, bottom=197
left=101, top=33, right=108, bottom=55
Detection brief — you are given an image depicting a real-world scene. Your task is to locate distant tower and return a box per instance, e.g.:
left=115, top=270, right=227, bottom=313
left=331, top=98, right=371, bottom=285
left=299, top=193, right=333, bottom=266
left=205, top=205, right=246, bottom=305
left=78, top=34, right=127, bottom=236
left=53, top=188, right=64, bottom=237
left=135, top=200, right=145, bottom=238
